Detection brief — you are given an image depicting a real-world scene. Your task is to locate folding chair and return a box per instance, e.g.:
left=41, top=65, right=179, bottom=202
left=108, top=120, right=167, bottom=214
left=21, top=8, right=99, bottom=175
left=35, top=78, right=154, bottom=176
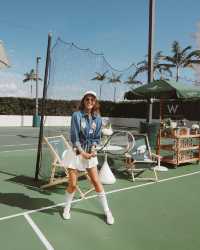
left=124, top=134, right=160, bottom=182
left=41, top=135, right=94, bottom=198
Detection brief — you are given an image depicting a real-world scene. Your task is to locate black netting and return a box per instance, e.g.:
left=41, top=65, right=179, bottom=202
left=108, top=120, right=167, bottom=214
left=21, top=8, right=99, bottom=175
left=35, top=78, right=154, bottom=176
left=38, top=37, right=137, bottom=180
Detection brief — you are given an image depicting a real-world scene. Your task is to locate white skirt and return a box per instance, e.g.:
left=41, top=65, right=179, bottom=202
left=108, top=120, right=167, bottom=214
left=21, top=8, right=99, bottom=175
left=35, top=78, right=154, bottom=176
left=61, top=148, right=98, bottom=171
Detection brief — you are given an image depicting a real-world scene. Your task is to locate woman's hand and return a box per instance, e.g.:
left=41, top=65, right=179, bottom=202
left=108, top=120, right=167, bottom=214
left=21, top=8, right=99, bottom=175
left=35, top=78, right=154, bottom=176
left=90, top=151, right=97, bottom=157
left=81, top=151, right=92, bottom=160
left=91, top=145, right=97, bottom=157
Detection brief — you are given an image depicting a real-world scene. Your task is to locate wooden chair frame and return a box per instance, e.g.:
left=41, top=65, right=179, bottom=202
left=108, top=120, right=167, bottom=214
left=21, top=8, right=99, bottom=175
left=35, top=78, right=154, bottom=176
left=124, top=134, right=159, bottom=182
left=41, top=135, right=94, bottom=198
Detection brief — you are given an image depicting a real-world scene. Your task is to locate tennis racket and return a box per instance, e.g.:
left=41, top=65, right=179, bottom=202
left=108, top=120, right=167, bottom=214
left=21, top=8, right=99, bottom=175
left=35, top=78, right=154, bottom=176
left=97, top=130, right=135, bottom=156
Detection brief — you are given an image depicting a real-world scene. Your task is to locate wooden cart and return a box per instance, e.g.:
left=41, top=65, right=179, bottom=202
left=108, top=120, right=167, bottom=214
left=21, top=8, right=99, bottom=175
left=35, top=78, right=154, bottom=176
left=156, top=128, right=200, bottom=166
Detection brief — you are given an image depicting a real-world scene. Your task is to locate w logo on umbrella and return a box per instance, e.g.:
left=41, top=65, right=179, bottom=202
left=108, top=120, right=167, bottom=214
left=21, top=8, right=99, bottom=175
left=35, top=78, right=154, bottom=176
left=167, top=104, right=179, bottom=114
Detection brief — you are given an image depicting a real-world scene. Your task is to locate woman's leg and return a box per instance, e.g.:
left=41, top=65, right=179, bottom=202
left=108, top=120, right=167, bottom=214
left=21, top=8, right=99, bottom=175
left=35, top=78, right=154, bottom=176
left=63, top=168, right=78, bottom=219
left=67, top=168, right=78, bottom=193
left=87, top=167, right=114, bottom=225
left=86, top=166, right=103, bottom=192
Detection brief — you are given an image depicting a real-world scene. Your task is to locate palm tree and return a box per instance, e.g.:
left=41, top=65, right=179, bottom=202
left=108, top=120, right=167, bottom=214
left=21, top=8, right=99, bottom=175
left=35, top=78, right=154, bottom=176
left=23, top=69, right=42, bottom=97
left=91, top=71, right=108, bottom=100
left=134, top=51, right=172, bottom=81
left=108, top=73, right=122, bottom=102
left=124, top=75, right=143, bottom=86
left=162, top=41, right=200, bottom=81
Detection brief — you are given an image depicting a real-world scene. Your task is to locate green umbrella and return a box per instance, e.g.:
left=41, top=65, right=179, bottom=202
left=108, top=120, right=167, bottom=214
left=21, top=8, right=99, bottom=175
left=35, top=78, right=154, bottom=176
left=124, top=79, right=200, bottom=100
left=125, top=79, right=200, bottom=172
left=125, top=79, right=200, bottom=149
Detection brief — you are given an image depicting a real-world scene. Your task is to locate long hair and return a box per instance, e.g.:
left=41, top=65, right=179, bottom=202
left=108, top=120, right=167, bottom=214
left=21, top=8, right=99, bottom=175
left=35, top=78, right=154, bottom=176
left=79, top=96, right=100, bottom=115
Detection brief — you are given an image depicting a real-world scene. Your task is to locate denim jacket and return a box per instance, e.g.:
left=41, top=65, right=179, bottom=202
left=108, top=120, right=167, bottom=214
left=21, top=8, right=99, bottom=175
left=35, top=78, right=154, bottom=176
left=70, top=110, right=102, bottom=152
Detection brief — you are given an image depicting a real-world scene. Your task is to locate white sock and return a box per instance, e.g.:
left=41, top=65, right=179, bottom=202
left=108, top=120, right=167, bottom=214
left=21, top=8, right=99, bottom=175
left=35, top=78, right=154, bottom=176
left=64, top=191, right=75, bottom=213
left=97, top=191, right=110, bottom=214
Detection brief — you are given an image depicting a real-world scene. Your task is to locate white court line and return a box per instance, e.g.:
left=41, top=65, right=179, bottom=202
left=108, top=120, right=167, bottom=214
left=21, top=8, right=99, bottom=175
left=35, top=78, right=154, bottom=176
left=24, top=214, right=54, bottom=250
left=0, top=135, right=36, bottom=137
left=0, top=135, right=38, bottom=137
left=0, top=148, right=36, bottom=153
left=0, top=169, right=200, bottom=222
left=0, top=143, right=36, bottom=147
left=0, top=135, right=19, bottom=137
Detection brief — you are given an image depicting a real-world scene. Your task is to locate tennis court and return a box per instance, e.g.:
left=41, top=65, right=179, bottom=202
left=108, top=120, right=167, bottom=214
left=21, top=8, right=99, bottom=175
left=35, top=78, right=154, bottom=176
left=0, top=127, right=200, bottom=250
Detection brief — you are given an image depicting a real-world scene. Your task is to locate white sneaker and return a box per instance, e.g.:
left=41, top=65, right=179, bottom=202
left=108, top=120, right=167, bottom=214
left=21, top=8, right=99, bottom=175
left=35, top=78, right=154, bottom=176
left=106, top=210, right=114, bottom=225
left=63, top=208, right=71, bottom=220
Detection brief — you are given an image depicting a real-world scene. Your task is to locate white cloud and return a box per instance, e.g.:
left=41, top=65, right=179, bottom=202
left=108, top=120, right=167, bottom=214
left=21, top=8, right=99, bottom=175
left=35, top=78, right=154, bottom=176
left=0, top=70, right=126, bottom=101
left=0, top=71, right=43, bottom=97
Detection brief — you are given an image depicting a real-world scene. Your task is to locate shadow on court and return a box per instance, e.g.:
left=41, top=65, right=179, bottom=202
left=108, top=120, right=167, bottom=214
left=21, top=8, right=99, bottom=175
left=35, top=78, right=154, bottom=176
left=57, top=207, right=105, bottom=222
left=72, top=207, right=105, bottom=221
left=0, top=192, right=58, bottom=215
left=4, top=174, right=43, bottom=186
left=16, top=134, right=38, bottom=139
left=1, top=172, right=64, bottom=194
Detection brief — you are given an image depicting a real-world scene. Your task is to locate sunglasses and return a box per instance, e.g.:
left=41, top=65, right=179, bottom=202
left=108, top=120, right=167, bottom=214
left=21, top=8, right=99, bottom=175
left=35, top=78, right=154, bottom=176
left=85, top=97, right=96, bottom=102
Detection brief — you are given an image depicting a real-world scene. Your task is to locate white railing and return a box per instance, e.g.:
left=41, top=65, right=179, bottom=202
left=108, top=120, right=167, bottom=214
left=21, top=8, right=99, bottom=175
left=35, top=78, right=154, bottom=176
left=0, top=115, right=196, bottom=128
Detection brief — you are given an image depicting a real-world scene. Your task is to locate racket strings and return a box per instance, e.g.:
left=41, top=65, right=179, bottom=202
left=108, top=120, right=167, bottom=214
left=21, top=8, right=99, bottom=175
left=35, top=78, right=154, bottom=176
left=97, top=130, right=135, bottom=156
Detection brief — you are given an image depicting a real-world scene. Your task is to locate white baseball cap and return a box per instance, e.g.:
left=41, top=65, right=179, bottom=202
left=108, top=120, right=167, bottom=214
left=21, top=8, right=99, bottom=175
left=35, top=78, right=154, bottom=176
left=83, top=90, right=97, bottom=98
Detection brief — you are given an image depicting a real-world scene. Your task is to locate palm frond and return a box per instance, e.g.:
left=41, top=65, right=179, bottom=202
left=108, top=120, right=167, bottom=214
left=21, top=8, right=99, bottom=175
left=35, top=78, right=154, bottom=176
left=184, top=59, right=200, bottom=65
left=185, top=50, right=200, bottom=60
left=91, top=71, right=108, bottom=81
left=23, top=78, right=30, bottom=83
left=133, top=65, right=147, bottom=78
left=124, top=75, right=142, bottom=85
left=136, top=60, right=147, bottom=66
left=171, top=40, right=181, bottom=55
left=108, top=73, right=122, bottom=83
left=162, top=56, right=176, bottom=64
left=182, top=46, right=192, bottom=55
left=23, top=69, right=39, bottom=82
left=158, top=63, right=175, bottom=68
left=154, top=51, right=163, bottom=61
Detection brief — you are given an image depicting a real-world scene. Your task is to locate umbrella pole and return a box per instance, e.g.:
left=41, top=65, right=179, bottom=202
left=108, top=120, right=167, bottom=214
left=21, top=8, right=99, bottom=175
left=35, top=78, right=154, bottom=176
left=160, top=97, right=163, bottom=122
left=157, top=98, right=163, bottom=155
left=155, top=97, right=168, bottom=171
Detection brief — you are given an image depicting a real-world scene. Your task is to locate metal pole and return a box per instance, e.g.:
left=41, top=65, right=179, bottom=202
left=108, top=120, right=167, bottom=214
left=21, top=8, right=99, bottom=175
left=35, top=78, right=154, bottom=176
left=35, top=56, right=41, bottom=116
left=147, top=0, right=155, bottom=123
left=35, top=33, right=52, bottom=181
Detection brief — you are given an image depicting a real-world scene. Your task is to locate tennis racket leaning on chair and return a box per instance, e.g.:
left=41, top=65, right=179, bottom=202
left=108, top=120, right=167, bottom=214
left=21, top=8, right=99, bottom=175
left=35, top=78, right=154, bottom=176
left=95, top=130, right=136, bottom=184
left=97, top=130, right=136, bottom=156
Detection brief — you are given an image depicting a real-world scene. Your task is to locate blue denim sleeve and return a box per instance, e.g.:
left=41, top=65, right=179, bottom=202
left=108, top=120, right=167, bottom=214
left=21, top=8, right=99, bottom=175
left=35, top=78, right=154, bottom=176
left=70, top=112, right=83, bottom=152
left=92, top=116, right=102, bottom=146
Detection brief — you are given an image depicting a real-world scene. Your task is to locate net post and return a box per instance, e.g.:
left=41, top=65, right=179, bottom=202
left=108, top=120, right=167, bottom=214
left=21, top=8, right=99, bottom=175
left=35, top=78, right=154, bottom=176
left=35, top=33, right=52, bottom=181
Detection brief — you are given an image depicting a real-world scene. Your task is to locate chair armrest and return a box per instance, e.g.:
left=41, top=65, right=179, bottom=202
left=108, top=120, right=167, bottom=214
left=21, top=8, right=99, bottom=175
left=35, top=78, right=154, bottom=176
left=151, top=152, right=161, bottom=159
left=151, top=153, right=162, bottom=167
left=125, top=153, right=132, bottom=158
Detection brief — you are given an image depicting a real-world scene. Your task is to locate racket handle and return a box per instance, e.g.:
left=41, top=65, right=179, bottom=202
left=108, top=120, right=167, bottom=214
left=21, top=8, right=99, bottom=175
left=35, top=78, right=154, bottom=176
left=90, top=145, right=97, bottom=157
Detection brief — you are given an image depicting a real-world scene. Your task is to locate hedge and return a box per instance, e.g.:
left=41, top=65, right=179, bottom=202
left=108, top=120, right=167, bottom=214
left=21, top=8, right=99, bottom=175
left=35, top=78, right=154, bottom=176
left=0, top=97, right=199, bottom=121
left=0, top=97, right=148, bottom=117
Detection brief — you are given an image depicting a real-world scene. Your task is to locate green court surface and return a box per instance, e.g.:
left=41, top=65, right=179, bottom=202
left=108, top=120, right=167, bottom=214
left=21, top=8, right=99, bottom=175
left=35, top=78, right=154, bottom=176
left=0, top=127, right=200, bottom=250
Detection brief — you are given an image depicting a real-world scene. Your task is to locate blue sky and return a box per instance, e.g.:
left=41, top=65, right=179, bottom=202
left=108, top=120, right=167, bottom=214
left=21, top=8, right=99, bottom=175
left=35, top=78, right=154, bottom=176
left=0, top=0, right=200, bottom=98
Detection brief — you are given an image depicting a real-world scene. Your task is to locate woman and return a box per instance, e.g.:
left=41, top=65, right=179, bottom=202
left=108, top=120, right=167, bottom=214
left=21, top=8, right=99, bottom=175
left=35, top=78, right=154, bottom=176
left=63, top=90, right=114, bottom=225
